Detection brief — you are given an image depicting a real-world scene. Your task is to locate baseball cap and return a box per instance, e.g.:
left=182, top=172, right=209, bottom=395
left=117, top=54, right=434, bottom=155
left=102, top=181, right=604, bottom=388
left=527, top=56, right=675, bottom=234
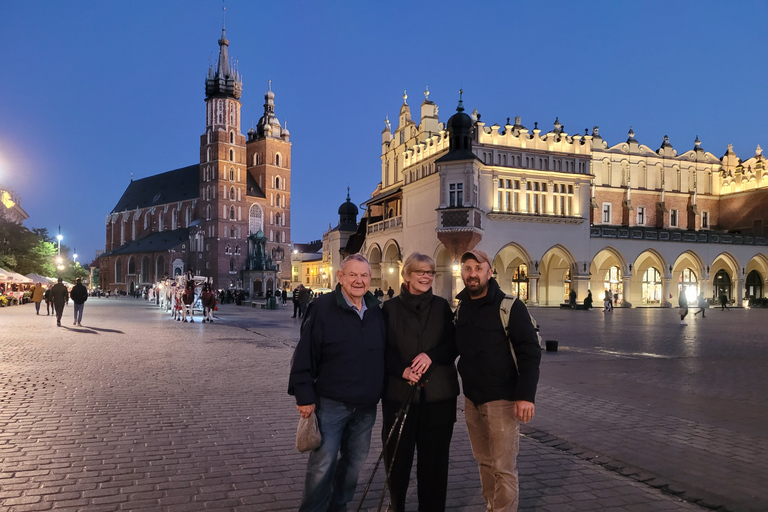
left=460, top=249, right=492, bottom=267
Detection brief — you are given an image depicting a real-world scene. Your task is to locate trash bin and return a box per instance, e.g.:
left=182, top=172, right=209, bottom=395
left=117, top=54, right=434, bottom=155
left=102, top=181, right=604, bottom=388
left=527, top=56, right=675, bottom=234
left=267, top=297, right=277, bottom=310
left=545, top=340, right=559, bottom=352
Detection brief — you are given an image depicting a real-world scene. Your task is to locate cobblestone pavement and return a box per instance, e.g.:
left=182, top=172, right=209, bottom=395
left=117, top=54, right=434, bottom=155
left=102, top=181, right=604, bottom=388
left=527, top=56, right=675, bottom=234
left=0, top=297, right=762, bottom=511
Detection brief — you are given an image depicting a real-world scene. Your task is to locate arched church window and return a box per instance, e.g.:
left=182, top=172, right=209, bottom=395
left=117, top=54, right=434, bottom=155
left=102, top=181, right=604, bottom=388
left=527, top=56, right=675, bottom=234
left=275, top=176, right=281, bottom=190
left=230, top=149, right=234, bottom=162
left=249, top=204, right=263, bottom=235
left=275, top=213, right=281, bottom=226
left=230, top=132, right=234, bottom=144
left=229, top=167, right=235, bottom=181
left=276, top=194, right=281, bottom=208
left=281, top=231, right=286, bottom=243
left=229, top=206, right=236, bottom=220
left=171, top=209, right=177, bottom=230
left=115, top=259, right=122, bottom=283
left=230, top=187, right=235, bottom=201
left=206, top=205, right=211, bottom=221
left=275, top=153, right=281, bottom=167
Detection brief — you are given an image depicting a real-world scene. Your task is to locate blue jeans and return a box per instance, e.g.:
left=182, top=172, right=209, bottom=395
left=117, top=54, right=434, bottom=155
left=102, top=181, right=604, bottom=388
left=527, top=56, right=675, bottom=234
left=73, top=303, right=84, bottom=324
left=299, top=396, right=377, bottom=512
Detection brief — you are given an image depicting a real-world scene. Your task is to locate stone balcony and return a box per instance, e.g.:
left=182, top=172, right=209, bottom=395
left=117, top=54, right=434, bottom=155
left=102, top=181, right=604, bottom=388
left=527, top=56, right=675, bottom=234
left=367, top=215, right=402, bottom=235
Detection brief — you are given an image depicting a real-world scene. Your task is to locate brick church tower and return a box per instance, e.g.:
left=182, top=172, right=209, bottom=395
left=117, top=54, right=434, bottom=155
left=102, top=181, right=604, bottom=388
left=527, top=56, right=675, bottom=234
left=246, top=82, right=292, bottom=285
left=199, top=22, right=249, bottom=289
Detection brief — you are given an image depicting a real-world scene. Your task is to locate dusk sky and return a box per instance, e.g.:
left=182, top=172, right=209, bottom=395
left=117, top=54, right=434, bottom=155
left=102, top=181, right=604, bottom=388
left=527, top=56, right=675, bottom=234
left=1, top=1, right=767, bottom=264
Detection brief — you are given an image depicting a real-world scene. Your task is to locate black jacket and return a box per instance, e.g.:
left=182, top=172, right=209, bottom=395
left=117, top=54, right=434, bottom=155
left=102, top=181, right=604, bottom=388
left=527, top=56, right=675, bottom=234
left=382, top=285, right=459, bottom=404
left=70, top=284, right=88, bottom=305
left=455, top=278, right=541, bottom=405
left=50, top=283, right=69, bottom=306
left=288, top=284, right=386, bottom=407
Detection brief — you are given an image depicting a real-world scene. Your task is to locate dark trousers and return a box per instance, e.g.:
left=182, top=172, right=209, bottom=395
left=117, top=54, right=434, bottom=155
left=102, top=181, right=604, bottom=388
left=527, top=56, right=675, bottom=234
left=381, top=398, right=455, bottom=512
left=293, top=301, right=300, bottom=317
left=53, top=302, right=65, bottom=322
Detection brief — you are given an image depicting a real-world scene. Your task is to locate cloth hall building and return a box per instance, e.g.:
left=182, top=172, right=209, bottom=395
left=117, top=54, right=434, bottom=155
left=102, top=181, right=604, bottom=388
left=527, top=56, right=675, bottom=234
left=348, top=90, right=767, bottom=307
left=99, top=26, right=292, bottom=296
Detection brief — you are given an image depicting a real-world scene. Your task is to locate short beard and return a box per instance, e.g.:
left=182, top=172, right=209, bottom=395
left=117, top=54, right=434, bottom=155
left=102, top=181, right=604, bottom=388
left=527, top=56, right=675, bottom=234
left=466, top=280, right=489, bottom=298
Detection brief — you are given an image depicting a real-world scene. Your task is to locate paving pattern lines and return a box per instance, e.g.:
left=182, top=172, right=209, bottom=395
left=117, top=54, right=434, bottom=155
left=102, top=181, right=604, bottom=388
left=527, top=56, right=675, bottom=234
left=531, top=384, right=768, bottom=512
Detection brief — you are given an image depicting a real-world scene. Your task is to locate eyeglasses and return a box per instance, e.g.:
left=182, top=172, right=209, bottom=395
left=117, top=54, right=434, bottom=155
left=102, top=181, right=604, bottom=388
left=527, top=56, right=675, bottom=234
left=412, top=270, right=436, bottom=277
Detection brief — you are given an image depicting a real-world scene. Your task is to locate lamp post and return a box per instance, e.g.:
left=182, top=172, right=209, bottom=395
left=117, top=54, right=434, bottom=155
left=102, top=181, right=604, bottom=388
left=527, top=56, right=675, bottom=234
left=56, top=228, right=64, bottom=272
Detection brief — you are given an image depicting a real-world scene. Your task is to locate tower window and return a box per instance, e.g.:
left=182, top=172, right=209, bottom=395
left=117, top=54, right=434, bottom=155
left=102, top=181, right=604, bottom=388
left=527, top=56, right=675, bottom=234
left=230, top=206, right=236, bottom=220
left=276, top=176, right=281, bottom=190
left=276, top=153, right=282, bottom=167
left=230, top=149, right=234, bottom=161
left=229, top=168, right=235, bottom=181
left=230, top=187, right=235, bottom=200
left=230, top=131, right=234, bottom=144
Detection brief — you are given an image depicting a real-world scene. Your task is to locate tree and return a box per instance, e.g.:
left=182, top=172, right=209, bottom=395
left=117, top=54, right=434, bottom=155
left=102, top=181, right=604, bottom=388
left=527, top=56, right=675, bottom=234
left=0, top=218, right=57, bottom=277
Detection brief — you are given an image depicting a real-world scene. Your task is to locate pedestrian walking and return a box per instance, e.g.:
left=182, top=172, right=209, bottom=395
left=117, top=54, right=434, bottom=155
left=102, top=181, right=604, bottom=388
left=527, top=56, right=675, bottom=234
left=44, top=286, right=53, bottom=315
left=679, top=290, right=689, bottom=325
left=454, top=249, right=541, bottom=512
left=292, top=286, right=301, bottom=317
left=387, top=286, right=395, bottom=300
left=50, top=278, right=69, bottom=327
left=381, top=252, right=459, bottom=512
left=603, top=289, right=613, bottom=312
left=693, top=293, right=707, bottom=318
left=69, top=278, right=88, bottom=326
left=30, top=282, right=44, bottom=315
left=288, top=254, right=386, bottom=512
left=281, top=288, right=287, bottom=306
left=298, top=285, right=310, bottom=318
left=719, top=293, right=730, bottom=310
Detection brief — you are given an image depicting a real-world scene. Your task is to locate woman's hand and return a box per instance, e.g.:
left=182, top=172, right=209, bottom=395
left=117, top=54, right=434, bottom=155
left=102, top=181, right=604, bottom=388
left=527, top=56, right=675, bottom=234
left=410, top=353, right=432, bottom=374
left=402, top=367, right=422, bottom=384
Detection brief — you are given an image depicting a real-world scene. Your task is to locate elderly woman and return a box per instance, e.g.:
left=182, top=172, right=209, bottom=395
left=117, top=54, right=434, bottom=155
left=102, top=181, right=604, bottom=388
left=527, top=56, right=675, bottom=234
left=381, top=252, right=459, bottom=512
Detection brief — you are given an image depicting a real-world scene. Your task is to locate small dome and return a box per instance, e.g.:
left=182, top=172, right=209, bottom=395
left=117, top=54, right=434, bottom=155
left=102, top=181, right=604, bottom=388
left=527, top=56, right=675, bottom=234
left=338, top=196, right=358, bottom=216
left=446, top=109, right=473, bottom=135
left=265, top=89, right=275, bottom=100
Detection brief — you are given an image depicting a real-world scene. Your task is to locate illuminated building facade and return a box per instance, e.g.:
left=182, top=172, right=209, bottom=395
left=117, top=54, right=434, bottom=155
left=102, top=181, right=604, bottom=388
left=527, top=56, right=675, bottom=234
left=0, top=186, right=29, bottom=225
left=353, top=89, right=768, bottom=307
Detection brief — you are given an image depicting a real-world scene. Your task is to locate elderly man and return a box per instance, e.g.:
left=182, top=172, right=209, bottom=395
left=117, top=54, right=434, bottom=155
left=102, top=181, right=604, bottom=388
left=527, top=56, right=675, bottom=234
left=289, top=254, right=386, bottom=512
left=455, top=249, right=541, bottom=512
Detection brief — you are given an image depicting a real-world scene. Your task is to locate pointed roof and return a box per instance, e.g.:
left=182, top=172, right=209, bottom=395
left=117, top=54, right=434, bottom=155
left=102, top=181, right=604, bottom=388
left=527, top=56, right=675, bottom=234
left=205, top=14, right=242, bottom=100
left=111, top=165, right=199, bottom=213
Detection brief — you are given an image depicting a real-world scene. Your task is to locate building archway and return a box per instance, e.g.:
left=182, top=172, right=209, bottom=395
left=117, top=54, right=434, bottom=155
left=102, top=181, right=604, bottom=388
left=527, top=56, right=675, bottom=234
left=367, top=244, right=382, bottom=291
left=433, top=245, right=454, bottom=300
left=745, top=270, right=762, bottom=299
left=710, top=252, right=739, bottom=303
left=590, top=247, right=628, bottom=305
left=632, top=249, right=667, bottom=306
left=382, top=240, right=402, bottom=292
left=493, top=242, right=534, bottom=299
left=538, top=244, right=577, bottom=306
left=253, top=278, right=263, bottom=297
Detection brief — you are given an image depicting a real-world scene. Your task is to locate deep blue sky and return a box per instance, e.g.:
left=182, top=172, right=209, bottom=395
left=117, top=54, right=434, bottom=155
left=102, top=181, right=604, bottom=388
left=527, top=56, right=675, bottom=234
left=1, top=1, right=767, bottom=263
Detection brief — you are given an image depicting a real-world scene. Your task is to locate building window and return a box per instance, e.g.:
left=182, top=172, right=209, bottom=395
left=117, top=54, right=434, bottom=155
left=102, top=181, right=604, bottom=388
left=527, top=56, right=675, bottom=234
left=229, top=168, right=235, bottom=181
left=642, top=267, right=662, bottom=304
left=701, top=211, right=709, bottom=229
left=553, top=183, right=573, bottom=216
left=602, top=203, right=612, bottom=224
left=526, top=181, right=546, bottom=214
left=276, top=153, right=282, bottom=167
left=449, top=183, right=463, bottom=207
left=249, top=203, right=263, bottom=234
left=275, top=176, right=281, bottom=190
left=229, top=149, right=234, bottom=161
left=230, top=206, right=236, bottom=220
left=636, top=206, right=646, bottom=226
left=230, top=131, right=234, bottom=144
left=497, top=179, right=521, bottom=213
left=230, top=187, right=236, bottom=200
left=670, top=209, right=678, bottom=228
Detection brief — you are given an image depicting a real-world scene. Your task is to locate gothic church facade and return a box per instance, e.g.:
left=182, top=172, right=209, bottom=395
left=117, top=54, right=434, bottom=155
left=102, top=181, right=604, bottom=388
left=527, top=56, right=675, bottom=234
left=99, top=26, right=291, bottom=295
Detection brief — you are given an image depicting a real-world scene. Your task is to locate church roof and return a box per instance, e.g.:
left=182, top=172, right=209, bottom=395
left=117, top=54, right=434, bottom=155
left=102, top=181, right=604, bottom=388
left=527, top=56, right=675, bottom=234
left=111, top=165, right=199, bottom=213
left=100, top=228, right=190, bottom=257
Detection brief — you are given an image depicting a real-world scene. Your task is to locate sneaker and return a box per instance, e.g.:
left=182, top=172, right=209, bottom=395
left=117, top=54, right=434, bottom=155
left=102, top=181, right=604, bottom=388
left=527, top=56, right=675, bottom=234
left=57, top=321, right=61, bottom=326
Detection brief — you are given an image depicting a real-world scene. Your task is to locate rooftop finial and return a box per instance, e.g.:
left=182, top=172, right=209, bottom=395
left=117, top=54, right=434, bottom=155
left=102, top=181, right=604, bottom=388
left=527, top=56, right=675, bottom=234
left=457, top=88, right=464, bottom=112
left=424, top=86, right=429, bottom=101
left=403, top=90, right=408, bottom=105
left=269, top=79, right=272, bottom=92
left=346, top=186, right=351, bottom=201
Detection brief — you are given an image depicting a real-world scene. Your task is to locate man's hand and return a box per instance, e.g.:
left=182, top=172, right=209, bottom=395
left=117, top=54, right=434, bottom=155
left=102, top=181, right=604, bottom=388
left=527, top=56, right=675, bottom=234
left=297, top=404, right=315, bottom=418
left=514, top=400, right=535, bottom=423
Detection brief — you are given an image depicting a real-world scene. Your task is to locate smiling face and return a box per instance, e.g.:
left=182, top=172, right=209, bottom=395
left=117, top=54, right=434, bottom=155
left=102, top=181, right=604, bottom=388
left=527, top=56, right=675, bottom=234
left=337, top=258, right=371, bottom=303
left=405, top=264, right=435, bottom=295
left=461, top=257, right=493, bottom=298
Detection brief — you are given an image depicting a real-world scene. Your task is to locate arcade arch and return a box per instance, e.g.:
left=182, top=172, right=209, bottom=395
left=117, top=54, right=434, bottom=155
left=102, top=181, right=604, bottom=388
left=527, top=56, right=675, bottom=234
left=538, top=245, right=577, bottom=306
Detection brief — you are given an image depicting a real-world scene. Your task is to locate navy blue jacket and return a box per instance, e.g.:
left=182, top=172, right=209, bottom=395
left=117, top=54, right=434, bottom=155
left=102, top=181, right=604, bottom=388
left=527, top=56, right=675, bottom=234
left=288, top=285, right=386, bottom=407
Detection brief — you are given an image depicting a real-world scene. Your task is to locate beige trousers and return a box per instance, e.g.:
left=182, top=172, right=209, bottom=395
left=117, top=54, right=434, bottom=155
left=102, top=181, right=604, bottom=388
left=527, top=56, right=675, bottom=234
left=465, top=397, right=520, bottom=512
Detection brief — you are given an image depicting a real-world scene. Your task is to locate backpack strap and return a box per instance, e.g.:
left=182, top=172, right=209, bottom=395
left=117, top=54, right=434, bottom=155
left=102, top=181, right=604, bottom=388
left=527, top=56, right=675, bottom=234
left=498, top=294, right=519, bottom=373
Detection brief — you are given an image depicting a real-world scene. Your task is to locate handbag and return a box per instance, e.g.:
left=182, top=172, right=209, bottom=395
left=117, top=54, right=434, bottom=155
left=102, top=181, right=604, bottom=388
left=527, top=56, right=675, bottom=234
left=296, top=411, right=322, bottom=453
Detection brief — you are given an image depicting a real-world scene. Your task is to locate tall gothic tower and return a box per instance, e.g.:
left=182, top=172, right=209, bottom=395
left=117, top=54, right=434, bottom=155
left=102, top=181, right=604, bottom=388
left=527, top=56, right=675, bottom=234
left=247, top=83, right=292, bottom=285
left=200, top=22, right=248, bottom=289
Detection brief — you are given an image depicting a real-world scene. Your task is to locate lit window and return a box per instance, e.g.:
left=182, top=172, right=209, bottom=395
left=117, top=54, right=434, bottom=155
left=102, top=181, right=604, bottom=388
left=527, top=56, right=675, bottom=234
left=449, top=183, right=463, bottom=207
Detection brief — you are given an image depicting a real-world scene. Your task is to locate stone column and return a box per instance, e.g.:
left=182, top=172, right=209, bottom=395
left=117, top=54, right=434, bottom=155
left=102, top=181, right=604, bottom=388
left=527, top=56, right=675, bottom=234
left=572, top=275, right=591, bottom=302
left=621, top=275, right=633, bottom=307
left=661, top=278, right=672, bottom=308
left=528, top=275, right=539, bottom=306
left=735, top=277, right=745, bottom=307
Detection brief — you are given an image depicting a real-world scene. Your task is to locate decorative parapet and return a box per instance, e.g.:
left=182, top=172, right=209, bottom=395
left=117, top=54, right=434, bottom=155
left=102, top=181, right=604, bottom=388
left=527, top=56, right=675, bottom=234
left=487, top=212, right=586, bottom=225
left=437, top=208, right=483, bottom=230
left=367, top=215, right=402, bottom=235
left=590, top=226, right=766, bottom=246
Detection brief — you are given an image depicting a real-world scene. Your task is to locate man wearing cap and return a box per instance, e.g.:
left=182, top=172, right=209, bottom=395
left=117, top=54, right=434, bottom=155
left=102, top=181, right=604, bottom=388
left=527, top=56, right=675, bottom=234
left=455, top=249, right=541, bottom=512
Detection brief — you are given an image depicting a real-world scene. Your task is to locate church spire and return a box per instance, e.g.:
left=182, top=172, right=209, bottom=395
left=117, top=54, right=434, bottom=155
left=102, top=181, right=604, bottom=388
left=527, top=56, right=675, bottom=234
left=205, top=7, right=242, bottom=100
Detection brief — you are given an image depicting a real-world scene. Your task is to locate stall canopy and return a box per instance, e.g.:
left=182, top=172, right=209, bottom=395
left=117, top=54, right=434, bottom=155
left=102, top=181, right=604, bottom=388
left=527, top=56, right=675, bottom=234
left=25, top=273, right=56, bottom=285
left=0, top=268, right=33, bottom=283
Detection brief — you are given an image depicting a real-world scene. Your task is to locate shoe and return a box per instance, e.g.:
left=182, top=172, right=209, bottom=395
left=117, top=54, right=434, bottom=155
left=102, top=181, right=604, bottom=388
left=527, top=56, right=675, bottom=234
left=681, top=321, right=687, bottom=325
left=190, top=319, right=194, bottom=322
left=73, top=322, right=77, bottom=326
left=78, top=323, right=82, bottom=327
left=209, top=320, right=213, bottom=323
left=57, top=321, right=61, bottom=326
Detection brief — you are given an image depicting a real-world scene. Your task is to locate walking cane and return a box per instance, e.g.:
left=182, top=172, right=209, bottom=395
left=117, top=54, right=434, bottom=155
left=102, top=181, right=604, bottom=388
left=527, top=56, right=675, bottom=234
left=356, top=380, right=420, bottom=512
